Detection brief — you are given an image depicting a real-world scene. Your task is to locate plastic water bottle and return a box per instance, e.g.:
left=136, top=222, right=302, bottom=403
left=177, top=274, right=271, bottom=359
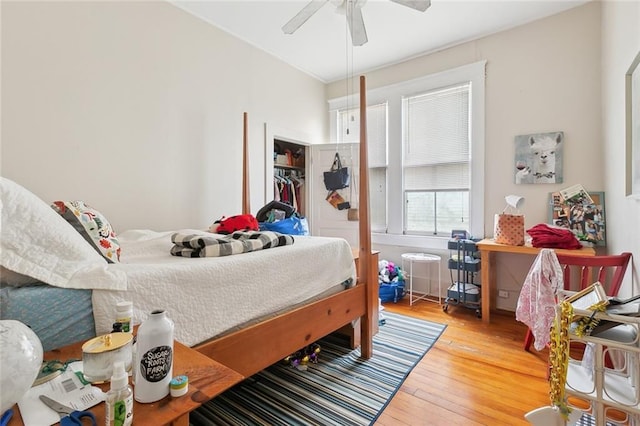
left=133, top=309, right=174, bottom=403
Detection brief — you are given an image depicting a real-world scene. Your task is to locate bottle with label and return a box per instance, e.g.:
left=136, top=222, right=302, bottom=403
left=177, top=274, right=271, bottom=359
left=105, top=361, right=133, bottom=426
left=115, top=301, right=133, bottom=333
left=133, top=309, right=174, bottom=403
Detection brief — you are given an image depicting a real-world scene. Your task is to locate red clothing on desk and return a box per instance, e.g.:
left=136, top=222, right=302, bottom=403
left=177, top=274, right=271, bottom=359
left=526, top=223, right=582, bottom=249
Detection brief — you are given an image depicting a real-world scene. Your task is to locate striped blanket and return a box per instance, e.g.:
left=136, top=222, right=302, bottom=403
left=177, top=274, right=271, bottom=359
left=170, top=230, right=294, bottom=258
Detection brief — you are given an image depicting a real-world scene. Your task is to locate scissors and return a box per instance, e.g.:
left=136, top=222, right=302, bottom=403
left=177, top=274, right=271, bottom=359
left=39, top=395, right=97, bottom=426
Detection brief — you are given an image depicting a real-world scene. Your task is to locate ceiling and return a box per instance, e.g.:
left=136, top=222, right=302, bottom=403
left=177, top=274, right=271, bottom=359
left=169, top=0, right=590, bottom=83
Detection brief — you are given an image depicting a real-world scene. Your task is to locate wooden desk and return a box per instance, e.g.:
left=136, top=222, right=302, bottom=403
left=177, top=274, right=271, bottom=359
left=476, top=238, right=596, bottom=324
left=9, top=339, right=244, bottom=426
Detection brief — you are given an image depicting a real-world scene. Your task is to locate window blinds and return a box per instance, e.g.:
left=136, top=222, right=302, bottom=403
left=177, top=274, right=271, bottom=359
left=403, top=83, right=470, bottom=191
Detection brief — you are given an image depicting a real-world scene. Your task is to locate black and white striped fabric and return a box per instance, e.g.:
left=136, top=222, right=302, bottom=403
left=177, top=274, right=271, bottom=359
left=170, top=230, right=294, bottom=258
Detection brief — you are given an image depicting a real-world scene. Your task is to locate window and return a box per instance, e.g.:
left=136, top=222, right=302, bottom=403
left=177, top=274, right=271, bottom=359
left=403, top=83, right=470, bottom=235
left=329, top=61, right=485, bottom=248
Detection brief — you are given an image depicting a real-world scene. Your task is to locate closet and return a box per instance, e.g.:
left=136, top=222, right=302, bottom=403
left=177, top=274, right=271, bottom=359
left=264, top=124, right=359, bottom=243
left=273, top=139, right=306, bottom=216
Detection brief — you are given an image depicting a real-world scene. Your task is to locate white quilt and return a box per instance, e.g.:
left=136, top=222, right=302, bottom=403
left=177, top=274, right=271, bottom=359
left=92, top=229, right=356, bottom=347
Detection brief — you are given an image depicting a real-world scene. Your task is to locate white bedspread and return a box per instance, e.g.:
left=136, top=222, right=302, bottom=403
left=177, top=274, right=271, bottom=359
left=92, top=229, right=356, bottom=347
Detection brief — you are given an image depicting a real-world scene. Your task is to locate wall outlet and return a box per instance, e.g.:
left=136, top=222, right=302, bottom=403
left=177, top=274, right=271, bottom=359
left=498, top=290, right=509, bottom=299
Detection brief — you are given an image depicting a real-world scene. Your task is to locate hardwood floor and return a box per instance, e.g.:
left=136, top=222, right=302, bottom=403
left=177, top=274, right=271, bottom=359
left=375, top=299, right=551, bottom=426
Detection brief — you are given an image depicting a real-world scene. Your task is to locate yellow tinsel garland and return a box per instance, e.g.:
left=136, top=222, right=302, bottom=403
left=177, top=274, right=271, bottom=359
left=549, top=300, right=573, bottom=420
left=573, top=300, right=608, bottom=337
left=548, top=299, right=608, bottom=420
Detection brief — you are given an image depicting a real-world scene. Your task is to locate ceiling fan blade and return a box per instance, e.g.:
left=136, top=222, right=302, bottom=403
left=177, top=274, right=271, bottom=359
left=389, top=0, right=431, bottom=12
left=346, top=3, right=368, bottom=46
left=282, top=0, right=329, bottom=34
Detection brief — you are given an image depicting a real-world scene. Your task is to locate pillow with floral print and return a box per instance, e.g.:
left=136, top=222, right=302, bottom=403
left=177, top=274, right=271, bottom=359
left=51, top=200, right=121, bottom=263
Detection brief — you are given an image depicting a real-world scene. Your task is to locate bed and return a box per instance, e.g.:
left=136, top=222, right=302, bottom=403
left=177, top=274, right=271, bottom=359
left=0, top=76, right=376, bottom=378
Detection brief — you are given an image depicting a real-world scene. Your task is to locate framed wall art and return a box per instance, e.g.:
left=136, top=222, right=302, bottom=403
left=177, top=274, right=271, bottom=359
left=514, top=131, right=564, bottom=184
left=626, top=51, right=640, bottom=199
left=548, top=190, right=606, bottom=246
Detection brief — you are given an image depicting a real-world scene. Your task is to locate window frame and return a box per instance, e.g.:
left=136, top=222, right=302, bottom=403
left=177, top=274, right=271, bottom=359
left=329, top=61, right=486, bottom=250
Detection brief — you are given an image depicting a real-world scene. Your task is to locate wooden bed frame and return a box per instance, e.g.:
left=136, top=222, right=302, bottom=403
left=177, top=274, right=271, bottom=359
left=193, top=76, right=377, bottom=378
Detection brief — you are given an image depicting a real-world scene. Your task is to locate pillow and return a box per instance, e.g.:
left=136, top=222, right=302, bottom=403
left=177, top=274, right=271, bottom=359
left=0, top=177, right=126, bottom=291
left=51, top=200, right=121, bottom=263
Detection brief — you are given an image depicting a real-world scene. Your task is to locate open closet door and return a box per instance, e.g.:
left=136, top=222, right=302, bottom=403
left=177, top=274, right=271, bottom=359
left=309, top=142, right=360, bottom=247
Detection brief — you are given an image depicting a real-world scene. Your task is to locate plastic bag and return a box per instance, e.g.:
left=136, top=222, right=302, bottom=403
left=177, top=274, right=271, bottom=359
left=379, top=280, right=406, bottom=303
left=259, top=215, right=309, bottom=236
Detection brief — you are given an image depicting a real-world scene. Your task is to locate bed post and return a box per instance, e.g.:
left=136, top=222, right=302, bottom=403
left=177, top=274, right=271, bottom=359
left=358, top=76, right=374, bottom=359
left=242, top=112, right=250, bottom=215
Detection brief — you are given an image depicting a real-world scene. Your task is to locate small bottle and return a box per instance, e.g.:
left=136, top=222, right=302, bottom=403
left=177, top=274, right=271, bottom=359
left=105, top=361, right=133, bottom=426
left=115, top=301, right=133, bottom=333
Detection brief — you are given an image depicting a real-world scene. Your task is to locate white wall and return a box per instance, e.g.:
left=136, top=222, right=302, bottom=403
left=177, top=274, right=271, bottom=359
left=601, top=0, right=640, bottom=299
left=1, top=1, right=327, bottom=231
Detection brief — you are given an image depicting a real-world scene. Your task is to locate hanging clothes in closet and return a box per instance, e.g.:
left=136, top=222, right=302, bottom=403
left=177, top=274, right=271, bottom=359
left=274, top=168, right=304, bottom=214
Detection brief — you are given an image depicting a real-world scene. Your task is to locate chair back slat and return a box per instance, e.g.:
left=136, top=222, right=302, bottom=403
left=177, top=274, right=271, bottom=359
left=580, top=265, right=591, bottom=291
left=562, top=264, right=571, bottom=290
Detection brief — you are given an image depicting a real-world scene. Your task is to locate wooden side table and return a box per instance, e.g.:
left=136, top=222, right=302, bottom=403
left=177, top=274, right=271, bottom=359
left=9, top=339, right=244, bottom=426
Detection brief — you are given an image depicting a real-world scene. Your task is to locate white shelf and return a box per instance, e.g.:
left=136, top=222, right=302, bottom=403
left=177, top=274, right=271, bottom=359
left=563, top=310, right=640, bottom=425
left=567, top=362, right=639, bottom=408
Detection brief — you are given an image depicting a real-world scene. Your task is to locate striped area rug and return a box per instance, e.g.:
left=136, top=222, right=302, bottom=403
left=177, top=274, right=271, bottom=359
left=190, top=311, right=446, bottom=426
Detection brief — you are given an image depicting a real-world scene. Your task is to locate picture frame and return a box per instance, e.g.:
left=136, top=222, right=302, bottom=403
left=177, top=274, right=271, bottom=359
left=626, top=51, right=640, bottom=199
left=548, top=190, right=606, bottom=246
left=514, top=131, right=564, bottom=184
left=559, top=282, right=612, bottom=337
left=562, top=282, right=608, bottom=311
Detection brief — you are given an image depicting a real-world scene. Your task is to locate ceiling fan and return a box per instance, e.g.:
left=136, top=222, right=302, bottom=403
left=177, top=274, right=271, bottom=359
left=282, top=0, right=431, bottom=46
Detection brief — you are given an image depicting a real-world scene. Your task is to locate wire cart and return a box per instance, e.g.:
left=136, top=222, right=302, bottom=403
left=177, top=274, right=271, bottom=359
left=443, top=239, right=482, bottom=317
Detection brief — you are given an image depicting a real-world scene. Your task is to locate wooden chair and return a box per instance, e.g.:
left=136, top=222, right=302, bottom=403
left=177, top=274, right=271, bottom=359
left=523, top=252, right=632, bottom=352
